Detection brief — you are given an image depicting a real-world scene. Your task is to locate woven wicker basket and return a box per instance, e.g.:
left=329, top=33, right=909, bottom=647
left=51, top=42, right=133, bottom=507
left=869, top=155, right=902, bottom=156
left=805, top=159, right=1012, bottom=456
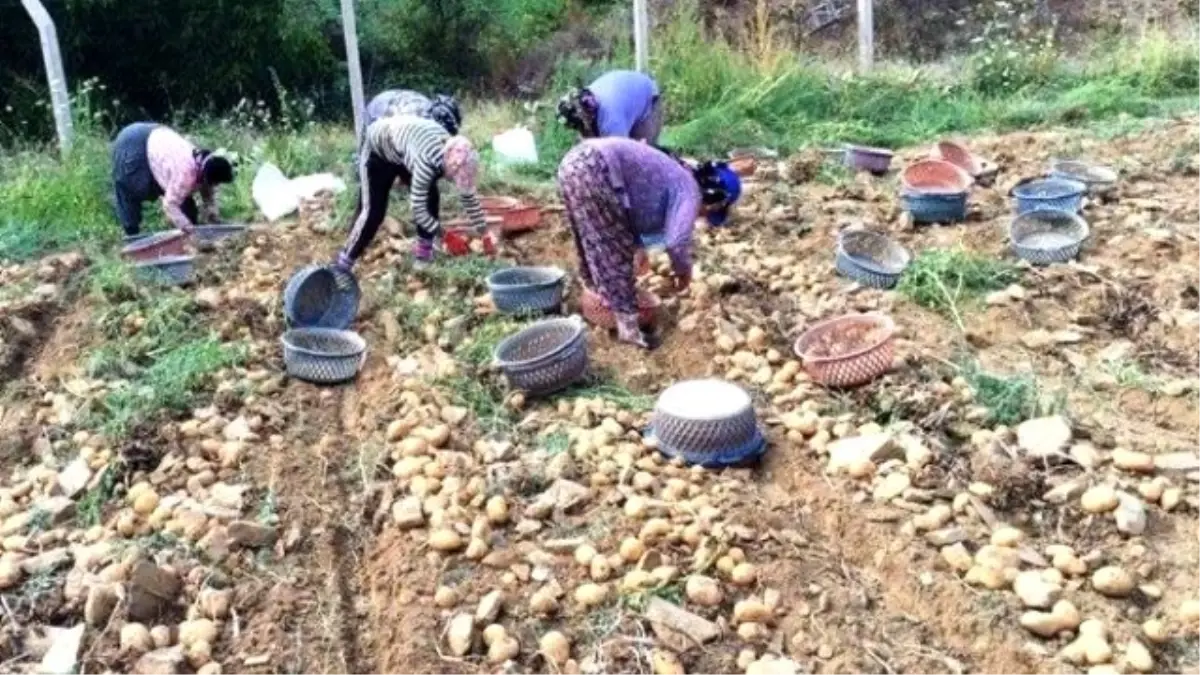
left=649, top=379, right=765, bottom=466
left=493, top=317, right=589, bottom=396
left=793, top=313, right=896, bottom=388
left=1009, top=209, right=1089, bottom=265
left=281, top=328, right=366, bottom=384
left=835, top=230, right=911, bottom=289
left=486, top=266, right=566, bottom=314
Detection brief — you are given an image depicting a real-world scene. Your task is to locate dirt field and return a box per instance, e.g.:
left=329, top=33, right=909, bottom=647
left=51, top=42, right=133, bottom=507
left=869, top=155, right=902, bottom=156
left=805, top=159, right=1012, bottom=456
left=0, top=116, right=1197, bottom=675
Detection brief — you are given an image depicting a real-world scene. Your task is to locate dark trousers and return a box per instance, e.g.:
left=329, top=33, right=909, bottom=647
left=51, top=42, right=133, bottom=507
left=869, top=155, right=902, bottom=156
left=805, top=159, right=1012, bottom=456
left=111, top=122, right=197, bottom=235
left=343, top=152, right=440, bottom=261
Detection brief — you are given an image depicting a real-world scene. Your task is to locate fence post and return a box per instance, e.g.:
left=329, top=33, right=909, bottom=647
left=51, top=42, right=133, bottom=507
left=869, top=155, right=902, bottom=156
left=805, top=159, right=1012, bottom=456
left=340, top=0, right=366, bottom=143
left=633, top=0, right=650, bottom=72
left=20, top=0, right=73, bottom=155
left=856, top=0, right=874, bottom=72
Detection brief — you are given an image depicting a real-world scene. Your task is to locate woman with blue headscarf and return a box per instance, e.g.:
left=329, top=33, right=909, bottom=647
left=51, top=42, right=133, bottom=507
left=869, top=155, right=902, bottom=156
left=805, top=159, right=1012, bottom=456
left=557, top=138, right=741, bottom=349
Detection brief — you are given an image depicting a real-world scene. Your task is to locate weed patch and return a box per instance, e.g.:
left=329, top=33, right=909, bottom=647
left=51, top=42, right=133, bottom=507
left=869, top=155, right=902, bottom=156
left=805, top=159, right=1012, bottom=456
left=898, top=249, right=1020, bottom=329
left=561, top=374, right=655, bottom=412
left=438, top=374, right=513, bottom=434
left=76, top=462, right=122, bottom=527
left=961, top=361, right=1062, bottom=425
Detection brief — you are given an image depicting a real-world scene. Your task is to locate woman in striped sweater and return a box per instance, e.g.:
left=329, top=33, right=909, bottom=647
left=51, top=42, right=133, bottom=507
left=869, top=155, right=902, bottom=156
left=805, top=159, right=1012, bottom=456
left=335, top=115, right=484, bottom=269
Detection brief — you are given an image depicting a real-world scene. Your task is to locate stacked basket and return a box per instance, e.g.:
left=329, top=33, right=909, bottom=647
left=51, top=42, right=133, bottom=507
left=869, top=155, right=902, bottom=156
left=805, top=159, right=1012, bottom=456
left=900, top=160, right=974, bottom=223
left=280, top=265, right=366, bottom=385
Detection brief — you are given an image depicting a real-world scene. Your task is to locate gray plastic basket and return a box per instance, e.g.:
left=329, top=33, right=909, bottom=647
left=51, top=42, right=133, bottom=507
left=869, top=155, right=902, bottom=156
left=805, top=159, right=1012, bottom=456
left=281, top=328, right=367, bottom=384
left=1009, top=209, right=1089, bottom=265
left=193, top=224, right=248, bottom=244
left=284, top=265, right=361, bottom=329
left=835, top=230, right=911, bottom=288
left=486, top=266, right=566, bottom=314
left=651, top=379, right=761, bottom=457
left=134, top=255, right=196, bottom=286
left=1048, top=159, right=1117, bottom=195
left=493, top=316, right=588, bottom=396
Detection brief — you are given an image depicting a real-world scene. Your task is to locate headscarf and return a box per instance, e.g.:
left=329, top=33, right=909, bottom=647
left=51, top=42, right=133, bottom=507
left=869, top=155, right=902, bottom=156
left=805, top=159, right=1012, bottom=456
left=429, top=94, right=463, bottom=135
left=695, top=161, right=742, bottom=226
left=193, top=148, right=234, bottom=185
left=443, top=136, right=479, bottom=193
left=556, top=87, right=599, bottom=137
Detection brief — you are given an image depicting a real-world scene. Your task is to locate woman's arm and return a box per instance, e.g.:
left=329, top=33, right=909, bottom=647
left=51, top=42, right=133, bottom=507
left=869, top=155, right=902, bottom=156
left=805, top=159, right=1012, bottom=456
left=664, top=181, right=701, bottom=281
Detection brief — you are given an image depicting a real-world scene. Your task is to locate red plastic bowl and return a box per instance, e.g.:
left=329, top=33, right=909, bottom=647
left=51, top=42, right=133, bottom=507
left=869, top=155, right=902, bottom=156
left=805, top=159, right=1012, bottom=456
left=580, top=286, right=660, bottom=329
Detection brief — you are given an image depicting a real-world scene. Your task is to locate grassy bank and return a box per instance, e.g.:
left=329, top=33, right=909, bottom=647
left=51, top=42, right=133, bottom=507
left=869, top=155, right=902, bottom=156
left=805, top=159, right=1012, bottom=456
left=0, top=22, right=1195, bottom=262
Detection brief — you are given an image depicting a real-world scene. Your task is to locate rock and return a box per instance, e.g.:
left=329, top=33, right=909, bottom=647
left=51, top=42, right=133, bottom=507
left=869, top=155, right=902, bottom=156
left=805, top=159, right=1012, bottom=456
left=135, top=646, right=186, bottom=675
left=539, top=631, right=571, bottom=667
left=828, top=434, right=896, bottom=472
left=652, top=649, right=685, bottom=675
left=121, top=623, right=154, bottom=654
left=227, top=521, right=277, bottom=549
left=1017, top=416, right=1071, bottom=458
left=40, top=624, right=85, bottom=675
left=873, top=472, right=910, bottom=501
left=1154, top=452, right=1200, bottom=472
left=540, top=479, right=592, bottom=512
left=1080, top=485, right=1119, bottom=513
left=85, top=583, right=120, bottom=626
left=1013, top=571, right=1061, bottom=609
left=1112, top=449, right=1155, bottom=473
left=198, top=588, right=232, bottom=620
left=476, top=590, right=505, bottom=623
left=429, top=529, right=464, bottom=552
left=685, top=575, right=723, bottom=607
left=1092, top=566, right=1135, bottom=597
left=391, top=497, right=425, bottom=529
left=1114, top=493, right=1147, bottom=536
left=128, top=562, right=182, bottom=622
left=447, top=614, right=475, bottom=656
left=644, top=596, right=720, bottom=644
left=57, top=459, right=92, bottom=498
left=1124, top=639, right=1153, bottom=673
left=179, top=619, right=218, bottom=648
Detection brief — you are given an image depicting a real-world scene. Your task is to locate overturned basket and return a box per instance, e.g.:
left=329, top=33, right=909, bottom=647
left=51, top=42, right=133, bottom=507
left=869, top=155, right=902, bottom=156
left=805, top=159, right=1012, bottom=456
left=647, top=379, right=766, bottom=468
left=486, top=266, right=566, bottom=314
left=835, top=230, right=911, bottom=289
left=134, top=254, right=196, bottom=287
left=283, top=265, right=361, bottom=329
left=493, top=316, right=589, bottom=396
left=793, top=313, right=896, bottom=388
left=1009, top=209, right=1089, bottom=265
left=1010, top=177, right=1086, bottom=215
left=281, top=328, right=367, bottom=384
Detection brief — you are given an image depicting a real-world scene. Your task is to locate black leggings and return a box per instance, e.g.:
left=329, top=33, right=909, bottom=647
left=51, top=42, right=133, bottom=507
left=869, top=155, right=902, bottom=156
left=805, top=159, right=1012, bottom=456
left=111, top=122, right=197, bottom=235
left=343, top=153, right=440, bottom=261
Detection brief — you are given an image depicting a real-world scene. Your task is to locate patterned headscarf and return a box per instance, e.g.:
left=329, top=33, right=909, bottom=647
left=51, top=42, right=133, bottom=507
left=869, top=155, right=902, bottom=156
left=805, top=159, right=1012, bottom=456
left=556, top=87, right=599, bottom=137
left=429, top=94, right=463, bottom=135
left=443, top=136, right=479, bottom=193
left=694, top=161, right=742, bottom=226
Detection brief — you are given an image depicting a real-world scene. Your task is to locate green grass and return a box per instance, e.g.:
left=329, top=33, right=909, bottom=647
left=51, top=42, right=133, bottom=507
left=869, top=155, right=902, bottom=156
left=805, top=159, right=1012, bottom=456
left=438, top=374, right=513, bottom=435
left=898, top=249, right=1021, bottom=329
left=82, top=258, right=246, bottom=438
left=455, top=315, right=524, bottom=368
left=560, top=374, right=655, bottom=412
left=961, top=361, right=1062, bottom=425
left=540, top=430, right=571, bottom=455
left=76, top=462, right=121, bottom=527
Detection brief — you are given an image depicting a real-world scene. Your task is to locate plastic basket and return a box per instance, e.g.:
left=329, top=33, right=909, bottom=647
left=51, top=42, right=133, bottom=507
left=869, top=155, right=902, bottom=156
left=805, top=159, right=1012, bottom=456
left=901, top=190, right=968, bottom=223
left=843, top=145, right=894, bottom=174
left=121, top=230, right=188, bottom=262
left=902, top=160, right=974, bottom=193
left=649, top=379, right=764, bottom=466
left=486, top=266, right=566, bottom=314
left=1010, top=177, right=1086, bottom=215
left=493, top=317, right=589, bottom=396
left=283, top=265, right=361, bottom=329
left=835, top=230, right=911, bottom=289
left=1048, top=159, right=1117, bottom=195
left=1009, top=209, right=1089, bottom=265
left=133, top=255, right=196, bottom=286
left=579, top=287, right=660, bottom=329
left=930, top=141, right=998, bottom=187
left=793, top=313, right=896, bottom=388
left=281, top=328, right=367, bottom=384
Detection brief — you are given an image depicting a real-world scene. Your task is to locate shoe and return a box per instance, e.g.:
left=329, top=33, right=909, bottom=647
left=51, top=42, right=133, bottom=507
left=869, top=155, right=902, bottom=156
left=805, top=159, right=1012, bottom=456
left=413, top=239, right=435, bottom=268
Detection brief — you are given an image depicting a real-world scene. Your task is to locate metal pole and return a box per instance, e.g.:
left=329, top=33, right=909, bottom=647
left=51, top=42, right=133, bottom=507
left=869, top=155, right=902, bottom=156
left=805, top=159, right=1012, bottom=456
left=340, top=0, right=366, bottom=143
left=633, top=0, right=649, bottom=72
left=856, top=0, right=874, bottom=72
left=20, top=0, right=73, bottom=155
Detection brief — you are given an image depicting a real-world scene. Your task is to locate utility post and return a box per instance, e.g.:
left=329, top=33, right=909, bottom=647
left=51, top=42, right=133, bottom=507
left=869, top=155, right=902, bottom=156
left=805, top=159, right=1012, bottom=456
left=340, top=0, right=366, bottom=143
left=20, top=0, right=73, bottom=154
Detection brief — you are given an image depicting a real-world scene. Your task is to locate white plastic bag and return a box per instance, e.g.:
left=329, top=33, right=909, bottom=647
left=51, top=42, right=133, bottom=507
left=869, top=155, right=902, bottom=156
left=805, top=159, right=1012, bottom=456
left=492, top=127, right=538, bottom=165
left=252, top=162, right=298, bottom=222
left=252, top=163, right=348, bottom=222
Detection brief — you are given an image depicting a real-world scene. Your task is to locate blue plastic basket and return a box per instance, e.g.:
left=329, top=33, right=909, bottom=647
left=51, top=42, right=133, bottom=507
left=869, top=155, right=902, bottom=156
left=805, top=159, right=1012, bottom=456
left=901, top=189, right=968, bottom=223
left=645, top=426, right=767, bottom=468
left=284, top=265, right=361, bottom=329
left=835, top=230, right=911, bottom=289
left=1011, top=178, right=1086, bottom=215
left=486, top=266, right=566, bottom=314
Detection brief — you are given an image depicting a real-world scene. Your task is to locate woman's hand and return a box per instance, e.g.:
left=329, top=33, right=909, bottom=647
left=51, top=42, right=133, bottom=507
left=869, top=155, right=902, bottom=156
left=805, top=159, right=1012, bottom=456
left=635, top=249, right=650, bottom=276
left=672, top=270, right=692, bottom=293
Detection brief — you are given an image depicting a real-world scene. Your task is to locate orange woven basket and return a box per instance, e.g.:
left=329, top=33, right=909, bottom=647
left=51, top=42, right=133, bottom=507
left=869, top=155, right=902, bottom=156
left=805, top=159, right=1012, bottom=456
left=901, top=160, right=973, bottom=194
left=930, top=141, right=998, bottom=187
left=580, top=287, right=660, bottom=329
left=793, top=313, right=896, bottom=388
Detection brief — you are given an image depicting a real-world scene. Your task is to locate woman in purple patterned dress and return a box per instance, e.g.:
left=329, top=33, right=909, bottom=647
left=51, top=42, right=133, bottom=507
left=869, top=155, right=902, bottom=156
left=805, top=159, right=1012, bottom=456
left=557, top=138, right=742, bottom=349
